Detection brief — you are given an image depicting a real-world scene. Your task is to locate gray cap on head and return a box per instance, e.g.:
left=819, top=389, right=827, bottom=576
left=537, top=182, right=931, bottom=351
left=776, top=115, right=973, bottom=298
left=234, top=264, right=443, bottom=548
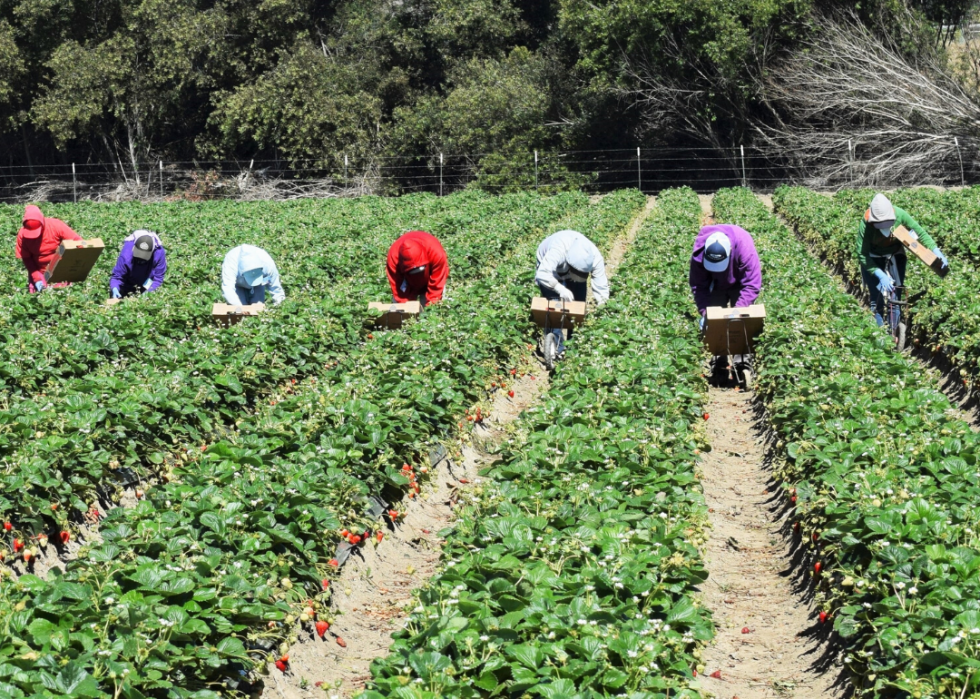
left=868, top=194, right=896, bottom=224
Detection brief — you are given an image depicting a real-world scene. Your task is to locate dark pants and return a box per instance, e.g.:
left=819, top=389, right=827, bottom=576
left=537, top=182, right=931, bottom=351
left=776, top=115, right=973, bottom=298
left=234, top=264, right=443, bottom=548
left=537, top=280, right=587, bottom=353
left=706, top=285, right=749, bottom=371
left=860, top=254, right=906, bottom=327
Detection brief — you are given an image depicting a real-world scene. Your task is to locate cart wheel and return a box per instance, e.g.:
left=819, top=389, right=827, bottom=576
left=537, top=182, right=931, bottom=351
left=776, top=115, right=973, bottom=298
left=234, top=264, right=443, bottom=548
left=543, top=333, right=557, bottom=371
left=741, top=368, right=753, bottom=391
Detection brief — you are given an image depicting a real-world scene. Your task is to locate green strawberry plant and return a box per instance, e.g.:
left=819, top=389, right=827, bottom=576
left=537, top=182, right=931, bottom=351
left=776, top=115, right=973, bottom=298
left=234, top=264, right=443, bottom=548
left=364, top=187, right=713, bottom=699
left=717, top=186, right=980, bottom=699
left=0, top=191, right=644, bottom=697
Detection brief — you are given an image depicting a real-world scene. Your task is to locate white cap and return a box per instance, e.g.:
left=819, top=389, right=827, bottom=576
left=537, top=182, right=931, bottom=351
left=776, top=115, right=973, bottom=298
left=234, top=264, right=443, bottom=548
left=869, top=193, right=896, bottom=227
left=702, top=232, right=731, bottom=273
left=566, top=240, right=596, bottom=276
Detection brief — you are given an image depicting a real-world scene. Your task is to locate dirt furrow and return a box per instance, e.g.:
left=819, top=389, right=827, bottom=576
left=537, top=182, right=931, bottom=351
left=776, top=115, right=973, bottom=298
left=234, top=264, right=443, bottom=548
left=699, top=388, right=836, bottom=699
left=262, top=196, right=656, bottom=699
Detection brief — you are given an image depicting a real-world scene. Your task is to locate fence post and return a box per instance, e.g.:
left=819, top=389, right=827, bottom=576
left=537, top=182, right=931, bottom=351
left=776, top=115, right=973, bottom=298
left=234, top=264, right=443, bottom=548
left=439, top=152, right=444, bottom=196
left=848, top=140, right=854, bottom=183
left=72, top=163, right=77, bottom=203
left=159, top=161, right=164, bottom=198
left=740, top=145, right=747, bottom=188
left=534, top=150, right=539, bottom=189
left=955, top=137, right=966, bottom=186
left=637, top=147, right=642, bottom=192
left=344, top=154, right=348, bottom=187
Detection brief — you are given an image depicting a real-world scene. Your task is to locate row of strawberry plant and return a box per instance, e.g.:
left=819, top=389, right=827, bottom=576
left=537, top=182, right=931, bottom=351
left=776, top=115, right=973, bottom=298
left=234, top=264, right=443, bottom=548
left=773, top=186, right=980, bottom=384
left=0, top=192, right=586, bottom=538
left=0, top=191, right=645, bottom=698
left=716, top=186, right=980, bottom=699
left=0, top=192, right=528, bottom=396
left=364, top=187, right=713, bottom=699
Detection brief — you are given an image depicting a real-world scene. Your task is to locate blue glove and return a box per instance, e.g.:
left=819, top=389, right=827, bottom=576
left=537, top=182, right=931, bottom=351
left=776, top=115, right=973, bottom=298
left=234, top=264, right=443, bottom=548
left=699, top=315, right=706, bottom=331
left=873, top=268, right=894, bottom=295
left=931, top=247, right=949, bottom=269
left=34, top=280, right=45, bottom=292
left=111, top=287, right=121, bottom=299
left=143, top=279, right=153, bottom=291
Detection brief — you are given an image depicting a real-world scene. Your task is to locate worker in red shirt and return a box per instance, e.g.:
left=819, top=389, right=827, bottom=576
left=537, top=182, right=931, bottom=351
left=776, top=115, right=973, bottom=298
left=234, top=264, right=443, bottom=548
left=15, top=205, right=82, bottom=292
left=386, top=231, right=448, bottom=306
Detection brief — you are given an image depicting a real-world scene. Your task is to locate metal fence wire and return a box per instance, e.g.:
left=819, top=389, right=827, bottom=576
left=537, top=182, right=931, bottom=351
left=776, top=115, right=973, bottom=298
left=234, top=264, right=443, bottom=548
left=0, top=142, right=977, bottom=203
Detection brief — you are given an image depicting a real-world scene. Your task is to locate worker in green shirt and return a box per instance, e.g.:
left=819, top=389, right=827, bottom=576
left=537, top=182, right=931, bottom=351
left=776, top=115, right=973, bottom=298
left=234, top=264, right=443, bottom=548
left=858, top=193, right=948, bottom=327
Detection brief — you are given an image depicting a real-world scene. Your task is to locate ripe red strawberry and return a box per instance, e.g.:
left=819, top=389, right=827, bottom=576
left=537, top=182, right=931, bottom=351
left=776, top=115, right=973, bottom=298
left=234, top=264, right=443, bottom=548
left=321, top=579, right=330, bottom=590
left=275, top=660, right=287, bottom=672
left=508, top=390, right=515, bottom=398
left=703, top=413, right=709, bottom=420
left=376, top=532, right=384, bottom=543
left=819, top=611, right=828, bottom=624
left=389, top=510, right=398, bottom=520
left=351, top=535, right=362, bottom=545
left=3, top=522, right=10, bottom=532
left=793, top=521, right=800, bottom=532
left=367, top=334, right=374, bottom=340
left=709, top=670, right=722, bottom=679
left=23, top=551, right=32, bottom=563
left=316, top=620, right=329, bottom=637
left=791, top=495, right=797, bottom=504
left=336, top=637, right=347, bottom=647
left=50, top=503, right=58, bottom=512
left=692, top=670, right=698, bottom=677
left=340, top=529, right=349, bottom=538
left=741, top=627, right=751, bottom=634
left=510, top=369, right=516, bottom=375
left=814, top=562, right=822, bottom=574
left=328, top=558, right=339, bottom=568
left=13, top=539, right=23, bottom=552
left=59, top=531, right=70, bottom=544
left=812, top=532, right=819, bottom=541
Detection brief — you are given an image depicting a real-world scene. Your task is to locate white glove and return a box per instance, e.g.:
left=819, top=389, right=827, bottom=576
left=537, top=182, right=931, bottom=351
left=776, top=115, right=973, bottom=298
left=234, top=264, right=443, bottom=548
left=594, top=294, right=608, bottom=307
left=556, top=286, right=574, bottom=302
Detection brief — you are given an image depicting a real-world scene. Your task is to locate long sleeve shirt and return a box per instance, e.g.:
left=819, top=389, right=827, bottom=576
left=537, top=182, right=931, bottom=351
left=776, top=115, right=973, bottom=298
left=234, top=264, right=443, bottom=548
left=535, top=230, right=609, bottom=304
left=109, top=238, right=167, bottom=293
left=689, top=224, right=762, bottom=313
left=856, top=205, right=936, bottom=272
left=221, top=245, right=285, bottom=305
left=15, top=218, right=82, bottom=288
left=386, top=231, right=449, bottom=304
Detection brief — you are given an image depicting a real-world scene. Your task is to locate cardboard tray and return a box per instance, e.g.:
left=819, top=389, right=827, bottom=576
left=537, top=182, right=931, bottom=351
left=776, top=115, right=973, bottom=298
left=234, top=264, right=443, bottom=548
left=44, top=238, right=105, bottom=284
left=892, top=225, right=949, bottom=278
left=530, top=297, right=587, bottom=329
left=703, top=304, right=766, bottom=355
left=368, top=301, right=422, bottom=329
left=213, top=302, right=265, bottom=327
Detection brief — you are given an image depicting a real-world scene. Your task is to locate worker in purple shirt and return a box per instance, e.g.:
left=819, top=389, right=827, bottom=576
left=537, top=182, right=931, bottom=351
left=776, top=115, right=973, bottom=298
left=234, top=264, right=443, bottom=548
left=689, top=223, right=762, bottom=326
left=109, top=230, right=167, bottom=298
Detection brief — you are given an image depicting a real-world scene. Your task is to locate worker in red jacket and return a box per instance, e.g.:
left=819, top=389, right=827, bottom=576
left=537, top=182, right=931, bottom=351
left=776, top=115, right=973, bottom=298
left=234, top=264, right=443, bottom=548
left=15, top=205, right=82, bottom=292
left=386, top=231, right=448, bottom=306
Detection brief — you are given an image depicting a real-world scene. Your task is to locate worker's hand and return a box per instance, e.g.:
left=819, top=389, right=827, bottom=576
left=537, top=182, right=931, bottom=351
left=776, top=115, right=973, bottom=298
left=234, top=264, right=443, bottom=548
left=595, top=295, right=608, bottom=308
left=932, top=247, right=949, bottom=269
left=873, top=268, right=895, bottom=296
left=111, top=287, right=121, bottom=299
left=253, top=302, right=266, bottom=310
left=34, top=280, right=45, bottom=292
left=557, top=286, right=574, bottom=303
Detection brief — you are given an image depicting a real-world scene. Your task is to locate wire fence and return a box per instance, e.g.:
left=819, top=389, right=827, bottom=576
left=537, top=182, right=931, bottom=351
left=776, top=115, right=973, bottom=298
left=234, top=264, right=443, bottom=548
left=0, top=142, right=978, bottom=203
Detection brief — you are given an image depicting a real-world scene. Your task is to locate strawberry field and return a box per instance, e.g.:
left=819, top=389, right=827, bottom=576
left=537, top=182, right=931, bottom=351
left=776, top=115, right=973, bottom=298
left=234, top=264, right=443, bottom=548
left=5, top=183, right=980, bottom=699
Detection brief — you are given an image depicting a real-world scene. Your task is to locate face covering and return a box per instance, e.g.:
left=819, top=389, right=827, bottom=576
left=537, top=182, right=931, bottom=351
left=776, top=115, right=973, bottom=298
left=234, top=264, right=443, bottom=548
left=874, top=220, right=895, bottom=237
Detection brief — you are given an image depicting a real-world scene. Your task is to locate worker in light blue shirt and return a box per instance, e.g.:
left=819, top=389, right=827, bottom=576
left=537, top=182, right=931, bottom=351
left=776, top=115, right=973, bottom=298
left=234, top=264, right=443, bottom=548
left=221, top=245, right=285, bottom=305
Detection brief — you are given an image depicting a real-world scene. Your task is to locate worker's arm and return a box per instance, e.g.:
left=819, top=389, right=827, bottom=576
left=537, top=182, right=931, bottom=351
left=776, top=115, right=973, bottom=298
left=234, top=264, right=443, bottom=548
left=386, top=259, right=410, bottom=303
left=735, top=240, right=762, bottom=307
left=425, top=253, right=448, bottom=304
left=589, top=253, right=610, bottom=305
left=145, top=248, right=167, bottom=292
left=534, top=245, right=573, bottom=299
left=221, top=252, right=241, bottom=305
left=109, top=246, right=129, bottom=293
left=266, top=262, right=285, bottom=304
left=895, top=206, right=937, bottom=250
left=856, top=219, right=874, bottom=273
left=689, top=259, right=713, bottom=313
left=17, top=239, right=45, bottom=286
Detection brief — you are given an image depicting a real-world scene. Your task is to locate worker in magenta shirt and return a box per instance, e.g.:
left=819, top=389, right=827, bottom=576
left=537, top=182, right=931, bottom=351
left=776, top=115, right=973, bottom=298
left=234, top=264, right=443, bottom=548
left=15, top=205, right=82, bottom=292
left=689, top=223, right=762, bottom=325
left=386, top=231, right=448, bottom=306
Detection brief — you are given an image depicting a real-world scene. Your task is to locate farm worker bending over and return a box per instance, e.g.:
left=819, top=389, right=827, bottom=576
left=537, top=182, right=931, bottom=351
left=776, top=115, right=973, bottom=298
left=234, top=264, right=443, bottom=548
left=15, top=205, right=82, bottom=293
left=221, top=244, right=285, bottom=306
left=535, top=229, right=609, bottom=358
left=109, top=231, right=167, bottom=298
left=689, top=224, right=762, bottom=328
left=858, top=193, right=947, bottom=327
left=386, top=231, right=448, bottom=306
